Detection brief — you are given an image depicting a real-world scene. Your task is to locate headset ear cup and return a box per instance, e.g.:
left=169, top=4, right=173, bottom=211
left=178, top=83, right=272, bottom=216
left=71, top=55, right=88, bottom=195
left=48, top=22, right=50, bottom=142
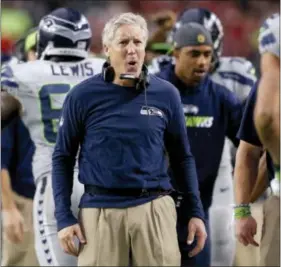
left=102, top=62, right=115, bottom=82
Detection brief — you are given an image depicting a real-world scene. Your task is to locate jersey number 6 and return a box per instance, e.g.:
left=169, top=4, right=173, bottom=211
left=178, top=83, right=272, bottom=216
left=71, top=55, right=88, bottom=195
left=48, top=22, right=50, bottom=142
left=39, top=84, right=71, bottom=144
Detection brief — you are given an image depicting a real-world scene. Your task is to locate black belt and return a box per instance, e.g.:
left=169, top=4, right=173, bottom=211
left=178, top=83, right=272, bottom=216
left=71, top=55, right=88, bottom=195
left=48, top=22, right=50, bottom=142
left=84, top=184, right=172, bottom=197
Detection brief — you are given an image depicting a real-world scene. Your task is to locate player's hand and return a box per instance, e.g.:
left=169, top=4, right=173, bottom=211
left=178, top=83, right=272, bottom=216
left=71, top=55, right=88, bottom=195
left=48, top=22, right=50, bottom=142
left=58, top=223, right=86, bottom=256
left=2, top=208, right=25, bottom=243
left=187, top=217, right=207, bottom=257
left=235, top=216, right=259, bottom=247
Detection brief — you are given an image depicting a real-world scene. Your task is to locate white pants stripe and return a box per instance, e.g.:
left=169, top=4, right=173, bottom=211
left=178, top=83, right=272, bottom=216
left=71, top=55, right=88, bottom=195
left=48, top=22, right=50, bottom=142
left=209, top=139, right=235, bottom=266
left=33, top=173, right=83, bottom=266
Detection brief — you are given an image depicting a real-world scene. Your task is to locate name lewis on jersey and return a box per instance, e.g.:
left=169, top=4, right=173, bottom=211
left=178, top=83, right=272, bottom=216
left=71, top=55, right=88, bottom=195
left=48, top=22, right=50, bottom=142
left=50, top=62, right=94, bottom=77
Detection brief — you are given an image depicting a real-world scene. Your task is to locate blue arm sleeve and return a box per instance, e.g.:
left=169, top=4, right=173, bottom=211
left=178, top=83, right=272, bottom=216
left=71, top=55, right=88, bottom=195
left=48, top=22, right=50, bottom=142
left=52, top=89, right=84, bottom=231
left=236, top=82, right=262, bottom=147
left=224, top=89, right=244, bottom=147
left=1, top=118, right=16, bottom=169
left=165, top=87, right=205, bottom=222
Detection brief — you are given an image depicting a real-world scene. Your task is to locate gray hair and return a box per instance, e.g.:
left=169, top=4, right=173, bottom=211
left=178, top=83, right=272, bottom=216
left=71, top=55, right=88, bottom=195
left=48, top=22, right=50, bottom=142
left=102, top=12, right=149, bottom=46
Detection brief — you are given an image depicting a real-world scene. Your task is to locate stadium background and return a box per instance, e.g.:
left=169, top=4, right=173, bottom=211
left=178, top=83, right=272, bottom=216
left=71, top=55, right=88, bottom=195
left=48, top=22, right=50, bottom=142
left=1, top=0, right=280, bottom=77
left=0, top=1, right=280, bottom=266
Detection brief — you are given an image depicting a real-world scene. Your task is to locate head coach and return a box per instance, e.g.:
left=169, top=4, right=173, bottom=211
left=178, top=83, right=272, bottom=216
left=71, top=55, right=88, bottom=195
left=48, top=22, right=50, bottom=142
left=51, top=12, right=206, bottom=266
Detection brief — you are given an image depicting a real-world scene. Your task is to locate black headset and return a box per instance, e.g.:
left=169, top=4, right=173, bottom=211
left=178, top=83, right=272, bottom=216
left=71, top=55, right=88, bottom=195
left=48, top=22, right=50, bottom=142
left=102, top=61, right=150, bottom=91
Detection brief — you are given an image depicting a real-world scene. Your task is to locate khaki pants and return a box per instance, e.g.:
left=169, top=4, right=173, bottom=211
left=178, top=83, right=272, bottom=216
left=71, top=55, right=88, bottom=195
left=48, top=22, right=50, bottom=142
left=1, top=193, right=38, bottom=266
left=234, top=201, right=264, bottom=266
left=260, top=195, right=280, bottom=266
left=78, top=195, right=181, bottom=266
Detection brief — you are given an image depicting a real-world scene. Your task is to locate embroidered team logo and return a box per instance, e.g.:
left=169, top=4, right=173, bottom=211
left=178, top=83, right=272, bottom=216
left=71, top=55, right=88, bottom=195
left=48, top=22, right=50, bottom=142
left=197, top=34, right=206, bottom=43
left=140, top=106, right=164, bottom=118
left=182, top=104, right=199, bottom=115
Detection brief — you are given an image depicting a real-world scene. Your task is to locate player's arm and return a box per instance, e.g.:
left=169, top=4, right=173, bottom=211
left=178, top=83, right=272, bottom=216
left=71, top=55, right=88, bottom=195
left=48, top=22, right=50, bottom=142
left=250, top=151, right=268, bottom=202
left=1, top=120, right=25, bottom=243
left=254, top=52, right=280, bottom=165
left=2, top=121, right=17, bottom=210
left=1, top=65, right=22, bottom=128
left=1, top=90, right=22, bottom=129
left=234, top=141, right=263, bottom=204
left=234, top=84, right=267, bottom=202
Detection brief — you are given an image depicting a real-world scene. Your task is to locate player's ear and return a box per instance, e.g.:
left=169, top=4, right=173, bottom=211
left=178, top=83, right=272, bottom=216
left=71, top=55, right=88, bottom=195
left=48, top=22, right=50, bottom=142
left=173, top=48, right=180, bottom=59
left=103, top=44, right=109, bottom=58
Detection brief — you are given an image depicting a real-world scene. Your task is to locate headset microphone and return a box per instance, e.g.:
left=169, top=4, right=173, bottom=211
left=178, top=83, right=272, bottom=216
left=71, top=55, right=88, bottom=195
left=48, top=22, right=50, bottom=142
left=119, top=73, right=139, bottom=82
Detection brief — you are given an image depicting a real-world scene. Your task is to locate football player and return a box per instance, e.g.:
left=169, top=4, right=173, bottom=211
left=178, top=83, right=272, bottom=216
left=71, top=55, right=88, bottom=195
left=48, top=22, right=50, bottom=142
left=149, top=8, right=257, bottom=266
left=1, top=7, right=105, bottom=266
left=254, top=13, right=280, bottom=181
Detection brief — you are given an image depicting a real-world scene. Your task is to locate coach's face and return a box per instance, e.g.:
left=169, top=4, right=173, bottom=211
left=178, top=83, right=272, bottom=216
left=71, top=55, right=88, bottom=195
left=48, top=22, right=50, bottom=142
left=104, top=24, right=146, bottom=84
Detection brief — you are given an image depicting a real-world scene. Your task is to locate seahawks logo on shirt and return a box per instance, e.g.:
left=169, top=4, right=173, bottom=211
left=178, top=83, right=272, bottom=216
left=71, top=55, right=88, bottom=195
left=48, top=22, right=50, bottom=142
left=182, top=104, right=199, bottom=115
left=140, top=106, right=164, bottom=118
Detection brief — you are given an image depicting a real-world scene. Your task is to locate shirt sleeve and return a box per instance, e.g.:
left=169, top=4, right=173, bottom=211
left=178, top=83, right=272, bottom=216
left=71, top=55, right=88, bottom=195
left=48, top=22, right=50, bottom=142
left=52, top=87, right=85, bottom=231
left=164, top=85, right=205, bottom=222
left=236, top=82, right=262, bottom=147
left=223, top=88, right=244, bottom=147
left=1, top=64, right=19, bottom=94
left=1, top=118, right=16, bottom=169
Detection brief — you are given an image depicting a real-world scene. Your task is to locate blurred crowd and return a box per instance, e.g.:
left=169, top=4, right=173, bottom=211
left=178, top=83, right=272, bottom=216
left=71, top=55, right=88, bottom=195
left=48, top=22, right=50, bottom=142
left=1, top=0, right=280, bottom=75
left=1, top=1, right=280, bottom=267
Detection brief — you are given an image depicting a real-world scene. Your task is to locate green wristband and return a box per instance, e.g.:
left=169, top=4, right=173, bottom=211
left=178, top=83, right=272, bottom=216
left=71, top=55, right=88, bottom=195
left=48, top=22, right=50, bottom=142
left=234, top=206, right=251, bottom=219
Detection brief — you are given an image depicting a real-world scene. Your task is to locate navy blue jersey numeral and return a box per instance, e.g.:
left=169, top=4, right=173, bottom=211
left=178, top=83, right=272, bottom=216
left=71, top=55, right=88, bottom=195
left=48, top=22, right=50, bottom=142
left=39, top=84, right=71, bottom=144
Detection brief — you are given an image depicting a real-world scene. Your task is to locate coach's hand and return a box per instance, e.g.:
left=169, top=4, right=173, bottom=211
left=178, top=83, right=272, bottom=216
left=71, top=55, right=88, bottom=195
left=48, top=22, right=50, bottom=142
left=3, top=208, right=24, bottom=243
left=58, top=223, right=86, bottom=256
left=187, top=217, right=207, bottom=257
left=235, top=216, right=259, bottom=247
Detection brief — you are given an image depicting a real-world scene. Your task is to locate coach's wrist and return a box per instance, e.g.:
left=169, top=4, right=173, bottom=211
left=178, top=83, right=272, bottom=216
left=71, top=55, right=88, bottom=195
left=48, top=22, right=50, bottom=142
left=56, top=214, right=78, bottom=232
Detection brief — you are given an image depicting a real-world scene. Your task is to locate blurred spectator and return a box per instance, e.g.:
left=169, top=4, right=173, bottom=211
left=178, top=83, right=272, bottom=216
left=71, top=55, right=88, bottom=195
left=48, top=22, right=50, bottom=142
left=1, top=7, right=33, bottom=40
left=2, top=0, right=278, bottom=66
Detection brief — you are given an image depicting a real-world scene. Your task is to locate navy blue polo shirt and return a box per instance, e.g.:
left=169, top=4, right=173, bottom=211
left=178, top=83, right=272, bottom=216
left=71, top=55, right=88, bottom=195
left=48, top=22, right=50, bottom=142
left=1, top=117, right=36, bottom=199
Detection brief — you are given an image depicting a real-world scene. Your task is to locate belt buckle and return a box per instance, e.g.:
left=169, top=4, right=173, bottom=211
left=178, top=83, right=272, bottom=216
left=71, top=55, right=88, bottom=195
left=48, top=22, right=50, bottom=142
left=140, top=188, right=149, bottom=197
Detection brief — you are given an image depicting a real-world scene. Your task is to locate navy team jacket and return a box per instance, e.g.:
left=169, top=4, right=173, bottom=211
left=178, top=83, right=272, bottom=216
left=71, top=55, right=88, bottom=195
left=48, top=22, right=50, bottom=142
left=157, top=64, right=243, bottom=211
left=52, top=73, right=204, bottom=231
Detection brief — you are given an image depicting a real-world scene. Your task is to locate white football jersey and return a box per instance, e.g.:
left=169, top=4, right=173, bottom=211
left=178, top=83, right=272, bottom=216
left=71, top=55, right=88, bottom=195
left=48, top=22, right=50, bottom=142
left=210, top=57, right=256, bottom=101
left=1, top=57, right=105, bottom=181
left=258, top=13, right=280, bottom=58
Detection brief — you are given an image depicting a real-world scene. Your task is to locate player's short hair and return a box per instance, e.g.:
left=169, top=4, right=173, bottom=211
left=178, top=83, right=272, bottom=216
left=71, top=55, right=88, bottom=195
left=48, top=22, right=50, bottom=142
left=102, top=12, right=149, bottom=46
